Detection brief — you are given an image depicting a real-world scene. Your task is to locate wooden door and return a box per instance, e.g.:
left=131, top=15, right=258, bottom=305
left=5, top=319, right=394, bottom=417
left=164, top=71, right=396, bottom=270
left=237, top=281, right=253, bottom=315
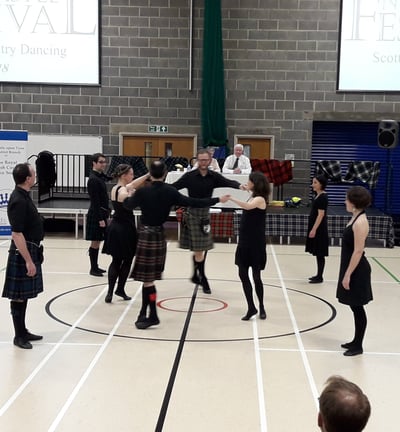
left=236, top=137, right=271, bottom=159
left=122, top=135, right=196, bottom=161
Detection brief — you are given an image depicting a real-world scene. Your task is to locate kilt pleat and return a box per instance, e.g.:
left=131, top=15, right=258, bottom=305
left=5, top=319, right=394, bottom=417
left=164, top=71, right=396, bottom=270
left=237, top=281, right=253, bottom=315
left=131, top=226, right=166, bottom=282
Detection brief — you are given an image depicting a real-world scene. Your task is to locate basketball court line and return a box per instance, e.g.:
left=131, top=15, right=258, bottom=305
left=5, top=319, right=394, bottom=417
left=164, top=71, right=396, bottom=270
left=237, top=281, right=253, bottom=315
left=270, top=244, right=320, bottom=409
left=48, top=288, right=140, bottom=432
left=0, top=284, right=113, bottom=418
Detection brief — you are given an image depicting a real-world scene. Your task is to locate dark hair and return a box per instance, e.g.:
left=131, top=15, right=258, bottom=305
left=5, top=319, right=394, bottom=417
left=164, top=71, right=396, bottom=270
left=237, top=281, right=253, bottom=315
left=319, top=376, right=371, bottom=432
left=346, top=186, right=371, bottom=210
left=13, top=163, right=32, bottom=185
left=113, top=164, right=132, bottom=178
left=197, top=148, right=211, bottom=158
left=315, top=175, right=328, bottom=190
left=249, top=171, right=270, bottom=203
left=91, top=153, right=105, bottom=164
left=150, top=161, right=167, bottom=179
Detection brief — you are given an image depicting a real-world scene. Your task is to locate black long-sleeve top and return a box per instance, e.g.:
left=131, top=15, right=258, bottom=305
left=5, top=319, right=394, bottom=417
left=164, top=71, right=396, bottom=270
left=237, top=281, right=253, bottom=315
left=87, top=170, right=110, bottom=222
left=8, top=187, right=44, bottom=242
left=123, top=181, right=219, bottom=226
left=171, top=169, right=241, bottom=199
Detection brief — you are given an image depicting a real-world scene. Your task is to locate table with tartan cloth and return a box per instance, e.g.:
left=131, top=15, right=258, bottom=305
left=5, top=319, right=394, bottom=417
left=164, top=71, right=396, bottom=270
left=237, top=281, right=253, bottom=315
left=233, top=209, right=394, bottom=247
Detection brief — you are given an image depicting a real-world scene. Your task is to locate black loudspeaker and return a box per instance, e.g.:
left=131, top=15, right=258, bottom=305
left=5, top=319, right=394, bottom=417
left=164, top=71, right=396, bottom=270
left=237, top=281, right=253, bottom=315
left=378, top=119, right=399, bottom=148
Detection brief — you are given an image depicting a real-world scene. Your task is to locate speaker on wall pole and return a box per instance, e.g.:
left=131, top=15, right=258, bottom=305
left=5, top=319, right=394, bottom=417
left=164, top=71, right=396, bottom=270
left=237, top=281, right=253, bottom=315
left=378, top=119, right=399, bottom=148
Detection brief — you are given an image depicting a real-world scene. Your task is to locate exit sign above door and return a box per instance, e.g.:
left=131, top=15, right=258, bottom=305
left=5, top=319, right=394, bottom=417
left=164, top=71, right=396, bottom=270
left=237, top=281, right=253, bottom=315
left=148, top=125, right=169, bottom=133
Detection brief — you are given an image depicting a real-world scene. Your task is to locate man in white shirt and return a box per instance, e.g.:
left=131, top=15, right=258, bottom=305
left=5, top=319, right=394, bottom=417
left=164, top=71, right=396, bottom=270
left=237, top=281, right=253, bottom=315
left=222, top=144, right=251, bottom=174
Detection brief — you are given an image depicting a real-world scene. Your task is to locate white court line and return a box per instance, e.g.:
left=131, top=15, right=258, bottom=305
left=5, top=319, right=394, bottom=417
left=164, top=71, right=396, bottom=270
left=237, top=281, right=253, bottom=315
left=252, top=319, right=267, bottom=432
left=269, top=244, right=320, bottom=410
left=259, top=347, right=400, bottom=356
left=0, top=284, right=137, bottom=418
left=48, top=287, right=141, bottom=432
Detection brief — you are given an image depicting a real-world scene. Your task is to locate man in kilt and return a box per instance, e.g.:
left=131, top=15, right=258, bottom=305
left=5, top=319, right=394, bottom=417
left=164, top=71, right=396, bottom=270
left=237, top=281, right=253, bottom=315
left=85, top=153, right=110, bottom=276
left=171, top=148, right=245, bottom=294
left=2, top=163, right=44, bottom=349
left=123, top=161, right=229, bottom=329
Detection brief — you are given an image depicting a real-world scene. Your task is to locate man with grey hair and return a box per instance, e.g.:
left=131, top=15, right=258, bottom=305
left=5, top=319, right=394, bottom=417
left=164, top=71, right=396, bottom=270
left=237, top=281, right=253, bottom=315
left=318, top=375, right=371, bottom=432
left=222, top=144, right=251, bottom=174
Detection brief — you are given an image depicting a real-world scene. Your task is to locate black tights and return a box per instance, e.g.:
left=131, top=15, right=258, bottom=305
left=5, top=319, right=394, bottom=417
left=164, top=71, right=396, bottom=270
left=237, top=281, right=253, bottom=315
left=108, top=256, right=133, bottom=293
left=316, top=256, right=325, bottom=278
left=350, top=305, right=367, bottom=348
left=238, top=265, right=264, bottom=311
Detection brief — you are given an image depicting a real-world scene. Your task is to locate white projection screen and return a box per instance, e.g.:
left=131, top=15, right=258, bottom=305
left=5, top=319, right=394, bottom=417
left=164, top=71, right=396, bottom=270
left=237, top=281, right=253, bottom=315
left=0, top=0, right=100, bottom=86
left=337, top=0, right=400, bottom=92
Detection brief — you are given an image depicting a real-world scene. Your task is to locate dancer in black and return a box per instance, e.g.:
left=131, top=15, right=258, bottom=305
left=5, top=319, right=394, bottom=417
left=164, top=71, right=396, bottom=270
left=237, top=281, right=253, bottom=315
left=171, top=148, right=244, bottom=294
left=86, top=153, right=110, bottom=276
left=124, top=161, right=229, bottom=329
left=337, top=186, right=373, bottom=356
left=102, top=164, right=149, bottom=303
left=228, top=172, right=271, bottom=320
left=2, top=163, right=44, bottom=349
left=305, top=175, right=329, bottom=283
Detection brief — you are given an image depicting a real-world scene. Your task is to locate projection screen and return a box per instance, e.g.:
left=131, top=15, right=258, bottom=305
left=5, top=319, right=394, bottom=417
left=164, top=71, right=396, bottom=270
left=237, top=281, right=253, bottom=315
left=0, top=0, right=100, bottom=86
left=337, top=0, right=400, bottom=92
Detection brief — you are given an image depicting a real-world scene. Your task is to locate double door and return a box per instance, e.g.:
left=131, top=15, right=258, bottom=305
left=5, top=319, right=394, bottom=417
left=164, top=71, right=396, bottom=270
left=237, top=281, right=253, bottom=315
left=122, top=135, right=196, bottom=162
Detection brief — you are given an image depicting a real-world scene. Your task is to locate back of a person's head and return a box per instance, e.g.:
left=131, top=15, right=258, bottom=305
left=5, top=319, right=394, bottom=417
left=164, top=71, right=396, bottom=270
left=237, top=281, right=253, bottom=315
left=13, top=163, right=31, bottom=185
left=249, top=171, right=270, bottom=201
left=319, top=376, right=371, bottom=432
left=150, top=161, right=167, bottom=179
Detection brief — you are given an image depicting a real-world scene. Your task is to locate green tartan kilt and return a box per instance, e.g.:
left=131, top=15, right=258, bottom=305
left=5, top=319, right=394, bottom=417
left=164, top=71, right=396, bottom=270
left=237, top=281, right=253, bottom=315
left=179, top=207, right=214, bottom=252
left=2, top=242, right=44, bottom=300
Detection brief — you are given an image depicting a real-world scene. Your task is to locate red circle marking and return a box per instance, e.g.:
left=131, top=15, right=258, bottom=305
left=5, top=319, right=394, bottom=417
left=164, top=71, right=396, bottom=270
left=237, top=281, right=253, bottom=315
left=157, top=296, right=228, bottom=313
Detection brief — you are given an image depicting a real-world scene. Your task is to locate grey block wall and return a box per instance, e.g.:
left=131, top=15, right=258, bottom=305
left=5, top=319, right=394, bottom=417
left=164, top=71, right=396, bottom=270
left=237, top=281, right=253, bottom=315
left=0, top=0, right=399, bottom=174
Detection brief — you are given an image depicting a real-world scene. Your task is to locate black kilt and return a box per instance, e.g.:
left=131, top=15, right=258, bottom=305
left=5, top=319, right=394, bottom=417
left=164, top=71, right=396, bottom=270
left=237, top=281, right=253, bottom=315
left=179, top=207, right=213, bottom=251
left=131, top=225, right=166, bottom=282
left=85, top=209, right=107, bottom=241
left=2, top=242, right=44, bottom=300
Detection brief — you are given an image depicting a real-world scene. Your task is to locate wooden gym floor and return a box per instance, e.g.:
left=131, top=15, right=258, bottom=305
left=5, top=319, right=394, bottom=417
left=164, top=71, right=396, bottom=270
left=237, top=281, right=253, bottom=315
left=0, top=233, right=399, bottom=431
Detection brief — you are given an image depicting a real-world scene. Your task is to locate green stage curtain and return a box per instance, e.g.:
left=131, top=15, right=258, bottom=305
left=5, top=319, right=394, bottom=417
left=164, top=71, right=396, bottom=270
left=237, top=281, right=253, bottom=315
left=201, top=0, right=227, bottom=148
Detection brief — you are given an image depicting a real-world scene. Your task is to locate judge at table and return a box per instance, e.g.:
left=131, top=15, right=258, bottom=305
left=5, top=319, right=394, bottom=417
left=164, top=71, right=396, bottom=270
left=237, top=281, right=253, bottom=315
left=222, top=144, right=252, bottom=174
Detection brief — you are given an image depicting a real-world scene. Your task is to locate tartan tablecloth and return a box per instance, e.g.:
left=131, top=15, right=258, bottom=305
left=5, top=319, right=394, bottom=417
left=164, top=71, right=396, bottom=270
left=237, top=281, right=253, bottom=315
left=175, top=209, right=234, bottom=239
left=233, top=212, right=395, bottom=247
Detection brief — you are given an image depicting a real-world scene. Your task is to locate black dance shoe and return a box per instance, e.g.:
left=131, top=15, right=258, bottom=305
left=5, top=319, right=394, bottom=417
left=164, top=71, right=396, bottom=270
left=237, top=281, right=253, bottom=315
left=25, top=331, right=43, bottom=341
left=343, top=347, right=363, bottom=356
left=135, top=317, right=160, bottom=330
left=90, top=269, right=103, bottom=277
left=309, top=277, right=323, bottom=284
left=259, top=308, right=267, bottom=320
left=201, top=278, right=211, bottom=294
left=13, top=337, right=32, bottom=349
left=114, top=290, right=132, bottom=301
left=241, top=308, right=258, bottom=321
left=341, top=342, right=355, bottom=349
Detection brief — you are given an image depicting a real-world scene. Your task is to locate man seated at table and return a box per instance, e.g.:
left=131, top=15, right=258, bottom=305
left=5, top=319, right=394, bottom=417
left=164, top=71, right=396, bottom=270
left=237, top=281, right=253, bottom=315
left=222, top=144, right=251, bottom=174
left=191, top=147, right=221, bottom=172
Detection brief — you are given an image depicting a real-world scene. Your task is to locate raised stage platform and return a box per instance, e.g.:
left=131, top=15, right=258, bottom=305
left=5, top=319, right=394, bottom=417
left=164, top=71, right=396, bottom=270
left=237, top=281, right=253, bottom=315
left=37, top=199, right=394, bottom=247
